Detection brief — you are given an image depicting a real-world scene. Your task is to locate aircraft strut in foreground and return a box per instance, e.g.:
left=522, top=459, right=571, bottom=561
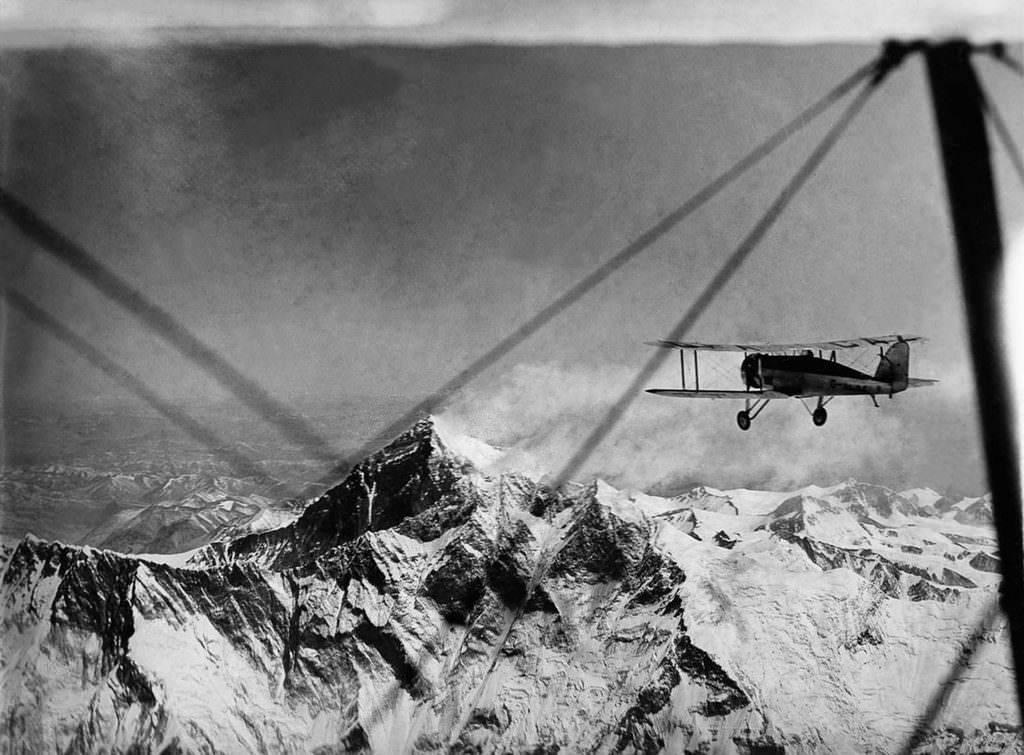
left=646, top=335, right=937, bottom=430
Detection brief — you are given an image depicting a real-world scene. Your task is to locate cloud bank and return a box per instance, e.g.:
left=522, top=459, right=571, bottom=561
left=441, top=358, right=984, bottom=495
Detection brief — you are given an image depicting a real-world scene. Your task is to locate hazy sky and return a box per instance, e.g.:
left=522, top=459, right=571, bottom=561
left=2, top=32, right=1023, bottom=493
left=2, top=0, right=1022, bottom=45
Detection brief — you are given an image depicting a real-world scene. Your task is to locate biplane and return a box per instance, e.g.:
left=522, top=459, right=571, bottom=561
left=645, top=335, right=938, bottom=430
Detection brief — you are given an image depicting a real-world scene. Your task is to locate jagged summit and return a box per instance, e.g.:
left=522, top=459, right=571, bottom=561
left=197, top=415, right=473, bottom=569
left=194, top=415, right=554, bottom=571
left=428, top=413, right=503, bottom=471
left=372, top=414, right=510, bottom=474
left=1, top=416, right=1017, bottom=753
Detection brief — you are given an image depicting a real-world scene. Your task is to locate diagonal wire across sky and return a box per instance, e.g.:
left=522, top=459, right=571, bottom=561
left=3, top=288, right=273, bottom=482
left=551, top=72, right=884, bottom=486
left=5, top=40, right=1023, bottom=742
left=0, top=187, right=341, bottom=467
left=1, top=52, right=881, bottom=486
left=1, top=52, right=893, bottom=733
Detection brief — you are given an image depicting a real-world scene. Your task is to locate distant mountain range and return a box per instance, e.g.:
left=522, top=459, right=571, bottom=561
left=1, top=417, right=1018, bottom=752
left=0, top=463, right=319, bottom=552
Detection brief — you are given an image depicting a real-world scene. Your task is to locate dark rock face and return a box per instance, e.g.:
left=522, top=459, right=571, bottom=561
left=421, top=522, right=489, bottom=624
left=713, top=530, right=739, bottom=549
left=2, top=419, right=762, bottom=753
left=835, top=482, right=900, bottom=518
left=548, top=492, right=648, bottom=582
left=939, top=568, right=978, bottom=589
left=908, top=580, right=960, bottom=603
left=612, top=625, right=749, bottom=752
left=7, top=541, right=140, bottom=678
left=220, top=419, right=479, bottom=570
left=969, top=552, right=1000, bottom=573
left=3, top=540, right=171, bottom=748
left=2, top=419, right=1013, bottom=753
left=775, top=534, right=899, bottom=599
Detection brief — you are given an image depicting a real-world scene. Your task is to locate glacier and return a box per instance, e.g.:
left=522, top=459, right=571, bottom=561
left=1, top=416, right=1020, bottom=753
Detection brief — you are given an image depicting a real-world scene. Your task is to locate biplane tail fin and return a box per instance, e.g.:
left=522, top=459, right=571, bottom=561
left=873, top=339, right=909, bottom=391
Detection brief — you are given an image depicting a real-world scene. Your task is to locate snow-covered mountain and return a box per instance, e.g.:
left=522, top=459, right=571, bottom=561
left=1, top=417, right=1018, bottom=753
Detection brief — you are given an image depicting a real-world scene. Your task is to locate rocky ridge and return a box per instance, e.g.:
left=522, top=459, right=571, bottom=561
left=1, top=462, right=312, bottom=553
left=1, top=417, right=1019, bottom=753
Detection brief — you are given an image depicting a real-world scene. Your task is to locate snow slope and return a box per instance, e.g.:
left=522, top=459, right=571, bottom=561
left=1, top=417, right=1018, bottom=753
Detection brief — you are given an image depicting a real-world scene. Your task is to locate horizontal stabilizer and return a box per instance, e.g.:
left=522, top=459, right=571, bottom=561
left=646, top=388, right=789, bottom=400
left=647, top=334, right=924, bottom=353
left=907, top=378, right=939, bottom=388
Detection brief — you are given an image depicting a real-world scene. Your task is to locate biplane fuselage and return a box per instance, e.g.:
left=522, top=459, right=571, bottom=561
left=740, top=352, right=908, bottom=397
left=646, top=335, right=936, bottom=429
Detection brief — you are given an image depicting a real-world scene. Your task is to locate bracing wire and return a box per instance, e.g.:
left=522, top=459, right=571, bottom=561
left=5, top=40, right=1019, bottom=744
left=0, top=189, right=341, bottom=466
left=977, top=77, right=1024, bottom=190
left=551, top=76, right=885, bottom=487
left=903, top=41, right=1024, bottom=748
left=451, top=62, right=900, bottom=747
left=3, top=288, right=272, bottom=482
left=0, top=53, right=885, bottom=489
left=969, top=41, right=1024, bottom=77
left=993, top=49, right=1024, bottom=77
left=332, top=51, right=899, bottom=733
left=1001, top=56, right=1024, bottom=76
left=315, top=54, right=887, bottom=484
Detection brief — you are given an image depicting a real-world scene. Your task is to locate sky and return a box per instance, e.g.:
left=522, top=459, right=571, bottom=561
left=1, top=0, right=1022, bottom=45
left=2, top=9, right=1023, bottom=494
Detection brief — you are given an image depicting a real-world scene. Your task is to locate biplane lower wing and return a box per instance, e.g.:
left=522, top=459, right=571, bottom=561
left=645, top=389, right=790, bottom=399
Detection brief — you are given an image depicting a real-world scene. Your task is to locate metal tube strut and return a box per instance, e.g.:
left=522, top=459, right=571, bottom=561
left=749, top=399, right=770, bottom=420
left=925, top=39, right=1024, bottom=723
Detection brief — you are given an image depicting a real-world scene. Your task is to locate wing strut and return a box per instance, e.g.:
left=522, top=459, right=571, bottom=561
left=680, top=349, right=686, bottom=390
left=693, top=350, right=700, bottom=391
left=925, top=38, right=1024, bottom=726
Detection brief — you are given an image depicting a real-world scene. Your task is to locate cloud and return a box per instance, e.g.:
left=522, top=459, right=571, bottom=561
left=441, top=358, right=984, bottom=494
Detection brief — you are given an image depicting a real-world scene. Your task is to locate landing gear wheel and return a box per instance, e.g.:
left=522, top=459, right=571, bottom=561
left=812, top=407, right=828, bottom=427
left=737, top=411, right=751, bottom=431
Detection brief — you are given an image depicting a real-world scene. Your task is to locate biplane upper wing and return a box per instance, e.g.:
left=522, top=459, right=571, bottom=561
left=645, top=389, right=790, bottom=399
left=646, top=334, right=924, bottom=352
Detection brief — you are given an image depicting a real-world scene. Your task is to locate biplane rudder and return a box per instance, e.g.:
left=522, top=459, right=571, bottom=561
left=873, top=338, right=909, bottom=392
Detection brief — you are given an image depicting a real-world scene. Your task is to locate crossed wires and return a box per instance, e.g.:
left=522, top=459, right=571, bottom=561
left=2, top=49, right=881, bottom=490
left=0, top=187, right=340, bottom=469
left=4, top=40, right=1023, bottom=744
left=899, top=42, right=1024, bottom=749
left=0, top=46, right=894, bottom=739
left=552, top=67, right=885, bottom=486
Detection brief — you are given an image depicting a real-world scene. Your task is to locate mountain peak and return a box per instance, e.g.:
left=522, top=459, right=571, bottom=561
left=2, top=414, right=1013, bottom=753
left=198, top=415, right=507, bottom=570
left=426, top=414, right=503, bottom=473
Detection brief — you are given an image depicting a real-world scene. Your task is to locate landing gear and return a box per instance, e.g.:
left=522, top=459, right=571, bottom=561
left=801, top=396, right=833, bottom=427
left=737, top=411, right=751, bottom=431
left=736, top=398, right=769, bottom=430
